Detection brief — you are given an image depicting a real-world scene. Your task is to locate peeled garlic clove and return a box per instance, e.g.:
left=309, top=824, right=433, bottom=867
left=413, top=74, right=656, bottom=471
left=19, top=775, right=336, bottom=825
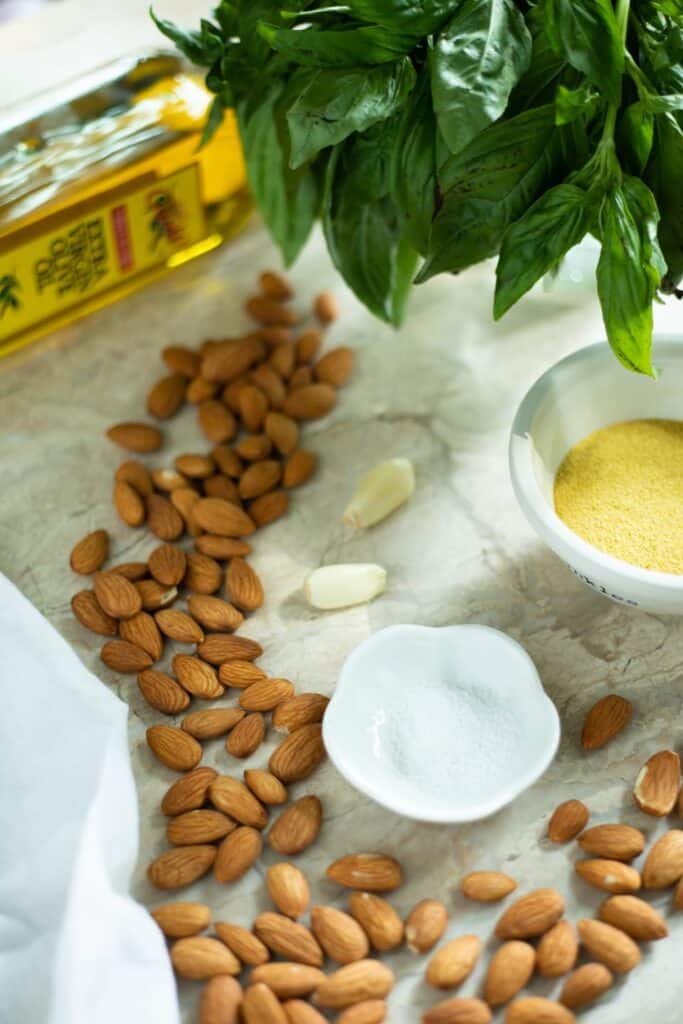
left=304, top=564, right=387, bottom=610
left=344, top=458, right=415, bottom=529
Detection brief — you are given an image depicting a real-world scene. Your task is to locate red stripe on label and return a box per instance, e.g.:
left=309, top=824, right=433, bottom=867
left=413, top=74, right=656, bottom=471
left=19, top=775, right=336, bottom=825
left=111, top=204, right=133, bottom=272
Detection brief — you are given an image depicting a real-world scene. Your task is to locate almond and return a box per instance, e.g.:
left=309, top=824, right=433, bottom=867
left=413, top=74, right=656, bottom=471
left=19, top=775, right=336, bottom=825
left=171, top=487, right=202, bottom=536
left=581, top=694, right=632, bottom=749
left=642, top=828, right=683, bottom=887
left=260, top=270, right=292, bottom=300
left=161, top=766, right=217, bottom=816
left=186, top=594, right=243, bottom=632
left=147, top=493, right=184, bottom=540
left=251, top=364, right=287, bottom=410
left=148, top=544, right=186, bottom=586
left=106, top=561, right=149, bottom=581
left=215, top=922, right=270, bottom=965
left=94, top=571, right=142, bottom=619
left=273, top=693, right=330, bottom=733
left=536, top=921, right=577, bottom=977
left=219, top=660, right=268, bottom=688
left=269, top=723, right=325, bottom=782
left=242, top=983, right=288, bottom=1024
left=495, top=889, right=564, bottom=940
left=577, top=919, right=641, bottom=972
left=115, top=458, right=153, bottom=496
left=343, top=893, right=401, bottom=953
left=187, top=376, right=219, bottom=403
left=337, top=1002, right=388, bottom=1024
left=314, top=960, right=395, bottom=1009
left=199, top=976, right=243, bottom=1024
left=246, top=295, right=298, bottom=326
left=283, top=449, right=317, bottom=488
left=327, top=853, right=402, bottom=893
left=182, top=707, right=245, bottom=739
left=71, top=590, right=117, bottom=636
left=577, top=823, right=645, bottom=861
left=119, top=611, right=164, bottom=660
left=295, top=328, right=322, bottom=364
left=195, top=534, right=252, bottom=559
left=575, top=858, right=641, bottom=894
left=226, top=712, right=265, bottom=758
left=147, top=374, right=186, bottom=419
left=173, top=653, right=223, bottom=699
left=484, top=941, right=535, bottom=1006
left=506, top=997, right=575, bottom=1024
left=404, top=898, right=448, bottom=954
left=313, top=291, right=338, bottom=323
left=283, top=383, right=336, bottom=420
left=252, top=965, right=326, bottom=1000
left=254, top=912, right=323, bottom=966
left=209, top=776, right=269, bottom=828
left=265, top=411, right=299, bottom=455
left=175, top=453, right=216, bottom=478
left=314, top=347, right=354, bottom=387
left=460, top=871, right=517, bottom=903
left=202, top=337, right=265, bottom=383
left=147, top=724, right=203, bottom=771
left=152, top=468, right=189, bottom=491
left=151, top=901, right=211, bottom=938
left=245, top=769, right=288, bottom=806
left=282, top=999, right=328, bottom=1024
left=107, top=421, right=162, bottom=452
left=212, top=445, right=244, bottom=478
left=168, top=809, right=236, bottom=845
left=171, top=936, right=240, bottom=979
left=547, top=800, right=589, bottom=843
left=198, top=400, right=237, bottom=443
left=155, top=609, right=204, bottom=644
left=267, top=863, right=310, bottom=919
left=426, top=935, right=481, bottom=990
left=269, top=796, right=322, bottom=855
left=185, top=551, right=223, bottom=594
left=240, top=678, right=294, bottom=712
left=598, top=894, right=668, bottom=940
left=559, top=963, right=613, bottom=1010
left=70, top=529, right=109, bottom=574
left=422, top=996, right=492, bottom=1024
left=162, top=345, right=200, bottom=378
left=136, top=579, right=178, bottom=611
left=235, top=433, right=273, bottom=461
left=193, top=497, right=256, bottom=537
left=239, top=459, right=281, bottom=500
left=204, top=473, right=241, bottom=502
left=101, top=639, right=152, bottom=673
left=250, top=490, right=290, bottom=526
left=311, top=906, right=369, bottom=963
left=226, top=557, right=264, bottom=611
left=147, top=844, right=216, bottom=889
left=290, top=367, right=313, bottom=390
left=214, top=826, right=263, bottom=883
left=633, top=749, right=681, bottom=815
left=239, top=385, right=270, bottom=433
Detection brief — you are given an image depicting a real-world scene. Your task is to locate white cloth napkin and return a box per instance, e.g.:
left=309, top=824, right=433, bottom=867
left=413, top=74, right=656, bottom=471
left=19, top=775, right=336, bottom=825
left=0, top=574, right=180, bottom=1024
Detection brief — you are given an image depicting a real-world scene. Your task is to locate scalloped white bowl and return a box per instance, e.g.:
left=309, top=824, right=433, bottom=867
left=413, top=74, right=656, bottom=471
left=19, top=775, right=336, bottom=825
left=322, top=624, right=560, bottom=824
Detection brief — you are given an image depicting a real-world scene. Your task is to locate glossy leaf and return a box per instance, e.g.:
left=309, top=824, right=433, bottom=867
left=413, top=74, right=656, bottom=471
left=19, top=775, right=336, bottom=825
left=391, top=74, right=437, bottom=253
left=544, top=0, right=623, bottom=106
left=257, top=21, right=416, bottom=66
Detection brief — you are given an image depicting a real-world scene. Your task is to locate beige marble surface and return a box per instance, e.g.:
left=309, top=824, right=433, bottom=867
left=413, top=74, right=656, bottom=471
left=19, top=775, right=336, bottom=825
left=2, top=212, right=683, bottom=1022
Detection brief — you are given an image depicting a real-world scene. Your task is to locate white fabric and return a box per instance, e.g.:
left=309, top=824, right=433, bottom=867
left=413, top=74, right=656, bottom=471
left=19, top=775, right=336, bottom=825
left=0, top=573, right=179, bottom=1024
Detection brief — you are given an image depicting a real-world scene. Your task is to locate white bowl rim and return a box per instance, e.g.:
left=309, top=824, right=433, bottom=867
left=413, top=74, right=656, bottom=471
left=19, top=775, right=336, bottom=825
left=323, top=622, right=560, bottom=825
left=509, top=336, right=683, bottom=590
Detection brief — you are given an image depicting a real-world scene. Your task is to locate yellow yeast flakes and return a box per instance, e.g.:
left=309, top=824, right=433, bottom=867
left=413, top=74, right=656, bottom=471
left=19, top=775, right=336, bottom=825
left=554, top=418, right=683, bottom=574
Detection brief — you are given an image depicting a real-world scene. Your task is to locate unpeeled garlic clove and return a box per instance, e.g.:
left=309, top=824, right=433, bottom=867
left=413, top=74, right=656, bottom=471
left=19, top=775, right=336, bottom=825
left=304, top=564, right=387, bottom=610
left=344, top=458, right=415, bottom=529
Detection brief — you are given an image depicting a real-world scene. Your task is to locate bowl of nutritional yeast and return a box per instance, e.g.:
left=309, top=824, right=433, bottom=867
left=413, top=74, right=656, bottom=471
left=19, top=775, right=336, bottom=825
left=509, top=337, right=683, bottom=614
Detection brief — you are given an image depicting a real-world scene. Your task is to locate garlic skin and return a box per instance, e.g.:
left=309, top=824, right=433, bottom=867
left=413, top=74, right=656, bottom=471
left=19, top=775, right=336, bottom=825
left=304, top=564, right=387, bottom=610
left=344, top=458, right=415, bottom=529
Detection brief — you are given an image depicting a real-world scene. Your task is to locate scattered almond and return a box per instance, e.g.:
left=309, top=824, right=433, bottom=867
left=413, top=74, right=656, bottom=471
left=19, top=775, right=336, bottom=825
left=195, top=534, right=252, bottom=559
left=349, top=892, right=404, bottom=952
left=106, top=560, right=148, bottom=580
left=239, top=385, right=269, bottom=433
left=182, top=707, right=245, bottom=739
left=260, top=270, right=292, bottom=300
left=404, top=898, right=448, bottom=954
left=282, top=999, right=328, bottom=1024
left=199, top=633, right=263, bottom=664
left=633, top=749, right=681, bottom=815
left=484, top=941, right=536, bottom=1006
left=209, top=776, right=269, bottom=828
left=119, top=611, right=164, bottom=660
left=198, top=975, right=243, bottom=1024
left=226, top=712, right=266, bottom=758
left=193, top=497, right=256, bottom=538
left=71, top=590, right=118, bottom=636
left=505, top=997, right=575, bottom=1024
left=314, top=959, right=395, bottom=1009
left=422, top=996, right=492, bottom=1024
left=176, top=452, right=216, bottom=478
left=599, top=894, right=668, bottom=940
left=146, top=724, right=202, bottom=771
left=559, top=963, right=613, bottom=1010
left=495, top=889, right=565, bottom=940
left=146, top=493, right=184, bottom=540
left=314, top=346, right=354, bottom=387
left=254, top=912, right=324, bottom=966
left=460, top=871, right=517, bottom=903
left=338, top=1002, right=388, bottom=1024
left=94, top=570, right=142, bottom=618
left=155, top=608, right=204, bottom=644
left=245, top=769, right=288, bottom=806
left=267, top=862, right=310, bottom=919
left=219, top=660, right=268, bottom=688
left=226, top=557, right=264, bottom=611
left=283, top=449, right=317, bottom=488
left=187, top=593, right=243, bottom=632
left=107, top=421, right=162, bottom=453
left=240, top=677, right=294, bottom=712
left=214, top=826, right=263, bottom=883
left=162, top=345, right=200, bottom=379
left=426, top=935, right=481, bottom=990
left=327, top=853, right=403, bottom=893
left=536, top=920, right=577, bottom=978
left=269, top=795, right=323, bottom=855
left=313, top=291, right=338, bottom=323
left=101, top=638, right=152, bottom=673
left=184, top=551, right=223, bottom=594
left=642, top=828, right=683, bottom=888
left=577, top=919, right=641, bottom=972
left=171, top=935, right=240, bottom=979
left=151, top=901, right=211, bottom=938
left=148, top=544, right=186, bottom=586
left=147, top=374, right=186, bottom=419
left=161, top=765, right=217, bottom=816
left=173, top=653, right=223, bottom=699
left=246, top=294, right=298, bottom=326
left=114, top=479, right=146, bottom=526
left=311, top=905, right=370, bottom=963
left=242, top=983, right=288, bottom=1024
left=167, top=809, right=236, bottom=845
left=171, top=487, right=202, bottom=535
left=198, top=400, right=237, bottom=443
left=235, top=432, right=273, bottom=461
left=136, top=579, right=178, bottom=611
left=214, top=922, right=270, bottom=965
left=581, top=694, right=632, bottom=749
left=547, top=799, right=589, bottom=843
left=575, top=858, right=641, bottom=894
left=252, top=964, right=326, bottom=1000
left=152, top=468, right=188, bottom=491
left=283, top=383, right=336, bottom=421
left=115, top=458, right=153, bottom=496
left=265, top=411, right=299, bottom=455
left=269, top=723, right=325, bottom=782
left=147, top=844, right=216, bottom=889
left=272, top=693, right=330, bottom=732
left=577, top=823, right=645, bottom=861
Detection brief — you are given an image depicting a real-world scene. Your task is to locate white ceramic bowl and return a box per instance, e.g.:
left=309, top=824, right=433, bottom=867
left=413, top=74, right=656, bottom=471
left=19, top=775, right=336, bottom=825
left=509, top=337, right=683, bottom=614
left=322, top=624, right=559, bottom=824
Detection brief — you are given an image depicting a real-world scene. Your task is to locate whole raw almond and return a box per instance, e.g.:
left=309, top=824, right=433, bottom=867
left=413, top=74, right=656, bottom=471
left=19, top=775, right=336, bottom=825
left=265, top=327, right=294, bottom=352
left=283, top=383, right=336, bottom=421
left=404, top=898, right=448, bottom=954
left=94, top=571, right=142, bottom=619
left=148, top=544, right=186, bottom=586
left=173, top=654, right=223, bottom=699
left=240, top=677, right=294, bottom=712
left=598, top=894, right=668, bottom=940
left=495, top=889, right=564, bottom=940
left=120, top=611, right=164, bottom=661
left=161, top=766, right=217, bottom=816
left=642, top=828, right=683, bottom=888
left=147, top=374, right=186, bottom=419
left=575, top=858, right=641, bottom=894
left=327, top=853, right=402, bottom=893
left=107, top=421, right=162, bottom=452
left=235, top=432, right=273, bottom=461
left=152, top=468, right=188, bottom=492
left=101, top=639, right=152, bottom=673
left=337, top=1002, right=387, bottom=1024
left=314, top=347, right=354, bottom=387
left=214, top=826, right=263, bottom=883
left=245, top=769, right=288, bottom=805
left=260, top=270, right=292, bottom=300
left=426, top=935, right=481, bottom=989
left=226, top=557, right=264, bottom=611
left=311, top=906, right=369, bottom=963
left=155, top=609, right=204, bottom=644
left=246, top=295, right=298, bottom=326
left=273, top=693, right=330, bottom=733
left=265, top=411, right=299, bottom=455
left=267, top=862, right=310, bottom=919
left=163, top=345, right=200, bottom=379
left=226, top=712, right=266, bottom=758
left=112, top=480, right=146, bottom=525
left=577, top=823, right=645, bottom=861
left=147, top=725, right=202, bottom=771
left=559, top=963, right=613, bottom=1011
left=239, top=459, right=281, bottom=500
left=186, top=594, right=243, bottom=633
left=313, top=291, right=338, bottom=323
left=460, top=871, right=517, bottom=903
left=139, top=669, right=190, bottom=714
left=250, top=490, right=289, bottom=526
left=283, top=449, right=317, bottom=488
left=147, top=493, right=184, bottom=540
left=106, top=561, right=149, bottom=581
left=252, top=965, right=326, bottom=1000
left=348, top=892, right=403, bottom=952
left=269, top=723, right=325, bottom=783
left=168, top=809, right=236, bottom=845
left=484, top=941, right=536, bottom=1006
left=254, top=912, right=324, bottom=966
left=283, top=998, right=328, bottom=1024
left=422, top=996, right=492, bottom=1024
left=209, top=776, right=269, bottom=828
left=136, top=579, right=178, bottom=611
left=577, top=919, right=641, bottom=972
left=536, top=920, right=577, bottom=977
left=115, top=458, right=153, bottom=496
left=198, top=400, right=237, bottom=443
left=204, top=473, right=240, bottom=502
left=314, top=959, right=395, bottom=1009
left=242, top=983, right=288, bottom=1024
left=215, top=922, right=269, bottom=965
left=70, top=529, right=110, bottom=575
left=506, top=997, right=575, bottom=1024
left=212, top=445, right=244, bottom=478
left=238, top=385, right=269, bottom=433
left=581, top=694, right=632, bottom=749
left=202, top=337, right=265, bottom=384
left=195, top=534, right=252, bottom=559
left=199, top=975, right=242, bottom=1024
left=176, top=453, right=216, bottom=479
left=291, top=368, right=312, bottom=391
left=171, top=487, right=202, bottom=536
left=147, top=844, right=216, bottom=889
left=219, top=660, right=267, bottom=687
left=268, top=796, right=322, bottom=855
left=547, top=800, right=589, bottom=843
left=185, top=552, right=223, bottom=594
left=71, top=590, right=117, bottom=636
left=193, top=497, right=256, bottom=537
left=182, top=707, right=245, bottom=739
left=251, top=364, right=287, bottom=409
left=171, top=936, right=240, bottom=979
left=151, top=901, right=211, bottom=938
left=198, top=627, right=264, bottom=664
left=633, top=749, right=681, bottom=815
left=295, top=328, right=322, bottom=365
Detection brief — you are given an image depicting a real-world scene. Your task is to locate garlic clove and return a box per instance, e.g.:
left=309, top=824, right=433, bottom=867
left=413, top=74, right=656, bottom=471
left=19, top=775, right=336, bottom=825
left=304, top=564, right=387, bottom=610
left=343, top=458, right=415, bottom=529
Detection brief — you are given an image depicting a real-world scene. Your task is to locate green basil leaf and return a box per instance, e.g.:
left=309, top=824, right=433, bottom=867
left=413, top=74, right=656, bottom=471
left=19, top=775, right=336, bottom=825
left=508, top=22, right=567, bottom=114
left=199, top=94, right=228, bottom=148
left=430, top=0, right=532, bottom=155
left=257, top=21, right=417, bottom=66
left=641, top=93, right=683, bottom=114
left=150, top=8, right=222, bottom=65
left=286, top=58, right=416, bottom=169
left=555, top=81, right=599, bottom=125
left=344, top=0, right=454, bottom=34
left=494, top=183, right=593, bottom=317
left=213, top=2, right=238, bottom=36
left=544, top=0, right=623, bottom=106
left=391, top=73, right=437, bottom=254
left=645, top=114, right=683, bottom=291
left=618, top=102, right=654, bottom=174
